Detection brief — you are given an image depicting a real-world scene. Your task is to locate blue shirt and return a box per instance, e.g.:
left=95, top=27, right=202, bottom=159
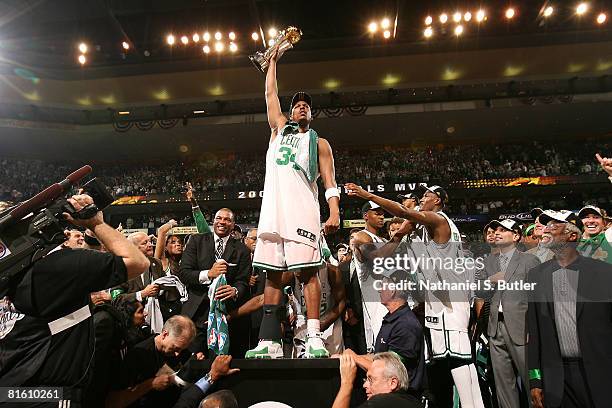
left=375, top=303, right=425, bottom=393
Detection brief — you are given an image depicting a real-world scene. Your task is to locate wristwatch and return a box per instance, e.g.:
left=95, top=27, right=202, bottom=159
left=203, top=372, right=214, bottom=385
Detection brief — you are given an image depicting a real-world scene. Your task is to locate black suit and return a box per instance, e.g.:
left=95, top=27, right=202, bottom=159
left=178, top=233, right=250, bottom=355
left=172, top=384, right=206, bottom=408
left=528, top=255, right=612, bottom=408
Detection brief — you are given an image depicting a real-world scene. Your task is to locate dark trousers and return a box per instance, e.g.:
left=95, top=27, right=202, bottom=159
left=559, top=359, right=595, bottom=408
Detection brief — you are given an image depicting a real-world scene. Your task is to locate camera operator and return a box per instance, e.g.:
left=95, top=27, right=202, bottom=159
left=0, top=193, right=150, bottom=407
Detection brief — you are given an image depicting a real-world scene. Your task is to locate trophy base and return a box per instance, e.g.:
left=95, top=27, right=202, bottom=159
left=249, top=55, right=266, bottom=73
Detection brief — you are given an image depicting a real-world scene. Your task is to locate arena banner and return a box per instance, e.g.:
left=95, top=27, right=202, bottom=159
left=109, top=175, right=601, bottom=205
left=498, top=212, right=535, bottom=221
left=121, top=228, right=148, bottom=237
left=169, top=226, right=199, bottom=235
left=449, top=175, right=586, bottom=189
left=112, top=196, right=149, bottom=205
left=342, top=214, right=488, bottom=228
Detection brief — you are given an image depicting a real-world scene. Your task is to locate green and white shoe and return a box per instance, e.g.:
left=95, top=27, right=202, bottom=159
left=305, top=334, right=330, bottom=358
left=245, top=340, right=283, bottom=359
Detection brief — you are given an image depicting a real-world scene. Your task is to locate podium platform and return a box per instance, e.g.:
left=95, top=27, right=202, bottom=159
left=178, top=358, right=367, bottom=408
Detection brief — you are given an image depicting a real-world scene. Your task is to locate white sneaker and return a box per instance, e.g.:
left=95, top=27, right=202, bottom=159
left=304, top=334, right=330, bottom=358
left=245, top=340, right=284, bottom=359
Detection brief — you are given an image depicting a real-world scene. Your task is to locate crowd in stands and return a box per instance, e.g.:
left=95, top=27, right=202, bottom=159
left=1, top=139, right=610, bottom=201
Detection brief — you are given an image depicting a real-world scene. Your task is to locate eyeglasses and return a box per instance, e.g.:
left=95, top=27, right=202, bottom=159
left=363, top=375, right=396, bottom=385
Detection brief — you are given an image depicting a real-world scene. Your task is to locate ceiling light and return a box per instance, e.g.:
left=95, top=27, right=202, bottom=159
left=215, top=32, right=222, bottom=41
left=268, top=39, right=275, bottom=46
left=268, top=27, right=277, bottom=38
left=597, top=12, right=607, bottom=23
left=576, top=3, right=588, bottom=15
left=251, top=32, right=259, bottom=41
left=454, top=25, right=464, bottom=36
left=78, top=54, right=86, bottom=65
left=229, top=32, right=236, bottom=41
left=476, top=10, right=486, bottom=22
left=193, top=110, right=205, bottom=114
left=453, top=12, right=462, bottom=22
left=180, top=35, right=188, bottom=45
left=215, top=41, right=224, bottom=52
left=424, top=27, right=433, bottom=38
left=192, top=33, right=200, bottom=43
left=383, top=30, right=391, bottom=39
left=464, top=12, right=472, bottom=21
left=203, top=32, right=211, bottom=42
left=505, top=8, right=515, bottom=19
left=543, top=6, right=554, bottom=17
left=381, top=18, right=391, bottom=29
left=78, top=43, right=88, bottom=53
left=440, top=13, right=448, bottom=23
left=203, top=45, right=210, bottom=54
left=229, top=42, right=238, bottom=52
left=118, top=111, right=130, bottom=115
left=368, top=21, right=378, bottom=33
left=122, top=41, right=129, bottom=50
left=425, top=15, right=433, bottom=25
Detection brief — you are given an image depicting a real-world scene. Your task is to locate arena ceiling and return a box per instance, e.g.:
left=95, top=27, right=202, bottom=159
left=1, top=96, right=610, bottom=161
left=0, top=0, right=610, bottom=119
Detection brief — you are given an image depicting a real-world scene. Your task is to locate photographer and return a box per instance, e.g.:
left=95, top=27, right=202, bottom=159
left=0, top=193, right=149, bottom=407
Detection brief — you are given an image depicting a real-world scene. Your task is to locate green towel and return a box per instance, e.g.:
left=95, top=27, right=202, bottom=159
left=281, top=121, right=318, bottom=183
left=207, top=275, right=230, bottom=355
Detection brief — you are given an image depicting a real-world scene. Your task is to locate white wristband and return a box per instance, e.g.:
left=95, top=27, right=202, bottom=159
left=325, top=187, right=340, bottom=201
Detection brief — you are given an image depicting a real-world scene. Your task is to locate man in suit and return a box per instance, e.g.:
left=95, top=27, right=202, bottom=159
left=178, top=208, right=251, bottom=356
left=476, top=218, right=540, bottom=408
left=528, top=210, right=612, bottom=408
left=172, top=355, right=239, bottom=408
left=113, top=231, right=164, bottom=302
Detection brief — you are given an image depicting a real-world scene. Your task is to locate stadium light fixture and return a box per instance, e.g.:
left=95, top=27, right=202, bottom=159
left=543, top=6, right=554, bottom=17
left=597, top=12, right=607, bottom=23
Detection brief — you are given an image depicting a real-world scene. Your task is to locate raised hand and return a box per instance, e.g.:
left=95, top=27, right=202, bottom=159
left=185, top=182, right=194, bottom=201
left=344, top=183, right=371, bottom=200
left=210, top=355, right=240, bottom=381
left=596, top=153, right=612, bottom=177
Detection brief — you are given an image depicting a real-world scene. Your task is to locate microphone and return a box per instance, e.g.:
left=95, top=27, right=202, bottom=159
left=0, top=165, right=92, bottom=230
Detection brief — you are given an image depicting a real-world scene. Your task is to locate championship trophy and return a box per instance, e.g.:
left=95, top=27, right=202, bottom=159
left=249, top=26, right=302, bottom=73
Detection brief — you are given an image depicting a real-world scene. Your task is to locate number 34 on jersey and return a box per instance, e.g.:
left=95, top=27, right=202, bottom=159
left=275, top=134, right=301, bottom=166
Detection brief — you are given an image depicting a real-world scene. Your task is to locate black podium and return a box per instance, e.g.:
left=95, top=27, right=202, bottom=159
left=178, top=358, right=367, bottom=408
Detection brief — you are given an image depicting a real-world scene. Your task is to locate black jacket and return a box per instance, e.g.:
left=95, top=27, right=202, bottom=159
left=177, top=233, right=251, bottom=324
left=527, top=255, right=612, bottom=408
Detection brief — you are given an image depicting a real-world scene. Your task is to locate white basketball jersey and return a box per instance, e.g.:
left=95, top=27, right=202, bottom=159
left=411, top=211, right=471, bottom=332
left=257, top=127, right=320, bottom=248
left=293, top=265, right=344, bottom=356
left=354, top=229, right=389, bottom=352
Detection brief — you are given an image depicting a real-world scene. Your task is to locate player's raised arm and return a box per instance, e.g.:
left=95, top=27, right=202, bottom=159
left=345, top=182, right=446, bottom=231
left=319, top=138, right=340, bottom=235
left=265, top=52, right=287, bottom=137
